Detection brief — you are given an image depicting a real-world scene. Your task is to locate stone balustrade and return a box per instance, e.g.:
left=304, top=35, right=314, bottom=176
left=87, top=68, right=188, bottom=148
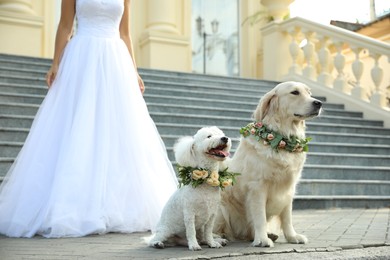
left=262, top=17, right=390, bottom=127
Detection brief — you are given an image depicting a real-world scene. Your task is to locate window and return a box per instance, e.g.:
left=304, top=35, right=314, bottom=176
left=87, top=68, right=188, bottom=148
left=192, top=0, right=239, bottom=76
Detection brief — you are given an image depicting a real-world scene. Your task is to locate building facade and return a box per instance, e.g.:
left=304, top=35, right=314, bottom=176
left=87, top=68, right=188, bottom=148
left=0, top=0, right=268, bottom=79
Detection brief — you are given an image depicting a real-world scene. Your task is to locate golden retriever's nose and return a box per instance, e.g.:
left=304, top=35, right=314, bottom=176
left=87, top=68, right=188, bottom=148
left=221, top=137, right=229, bottom=143
left=313, top=100, right=322, bottom=109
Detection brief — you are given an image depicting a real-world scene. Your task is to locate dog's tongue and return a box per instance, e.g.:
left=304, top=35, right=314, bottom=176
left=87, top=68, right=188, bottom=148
left=210, top=149, right=230, bottom=157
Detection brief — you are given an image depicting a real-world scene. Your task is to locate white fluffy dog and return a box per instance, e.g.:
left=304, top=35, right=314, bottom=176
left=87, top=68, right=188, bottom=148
left=215, top=81, right=322, bottom=247
left=149, top=126, right=232, bottom=251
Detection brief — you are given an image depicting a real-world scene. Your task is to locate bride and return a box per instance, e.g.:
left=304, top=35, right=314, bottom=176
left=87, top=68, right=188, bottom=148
left=0, top=0, right=178, bottom=238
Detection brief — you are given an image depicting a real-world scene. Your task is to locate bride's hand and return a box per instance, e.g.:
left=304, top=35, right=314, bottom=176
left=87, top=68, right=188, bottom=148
left=46, top=65, right=59, bottom=88
left=137, top=74, right=145, bottom=95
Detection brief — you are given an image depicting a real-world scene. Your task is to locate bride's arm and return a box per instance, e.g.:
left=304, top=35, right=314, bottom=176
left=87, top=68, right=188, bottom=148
left=46, top=0, right=76, bottom=87
left=120, top=0, right=145, bottom=94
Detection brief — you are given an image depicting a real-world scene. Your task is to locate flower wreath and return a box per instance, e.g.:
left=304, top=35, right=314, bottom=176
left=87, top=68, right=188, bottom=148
left=240, top=121, right=311, bottom=153
left=177, top=165, right=240, bottom=190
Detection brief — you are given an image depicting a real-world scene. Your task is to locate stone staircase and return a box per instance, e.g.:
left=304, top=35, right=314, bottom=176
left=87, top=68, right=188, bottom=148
left=0, top=53, right=389, bottom=209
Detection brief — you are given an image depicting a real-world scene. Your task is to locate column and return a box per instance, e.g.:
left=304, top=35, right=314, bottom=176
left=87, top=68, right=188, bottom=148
left=0, top=0, right=44, bottom=57
left=138, top=0, right=192, bottom=72
left=146, top=0, right=178, bottom=34
left=0, top=0, right=35, bottom=14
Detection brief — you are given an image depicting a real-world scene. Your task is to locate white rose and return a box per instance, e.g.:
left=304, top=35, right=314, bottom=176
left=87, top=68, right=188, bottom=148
left=192, top=170, right=206, bottom=180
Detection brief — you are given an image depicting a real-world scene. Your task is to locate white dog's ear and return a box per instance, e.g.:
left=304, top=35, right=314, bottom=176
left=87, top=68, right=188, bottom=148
left=253, top=90, right=279, bottom=121
left=173, top=136, right=196, bottom=167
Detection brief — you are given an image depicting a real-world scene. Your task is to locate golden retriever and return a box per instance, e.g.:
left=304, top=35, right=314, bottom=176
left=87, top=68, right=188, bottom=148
left=215, top=81, right=322, bottom=247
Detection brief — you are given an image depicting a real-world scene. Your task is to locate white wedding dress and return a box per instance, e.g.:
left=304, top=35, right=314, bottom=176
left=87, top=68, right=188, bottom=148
left=0, top=0, right=178, bottom=238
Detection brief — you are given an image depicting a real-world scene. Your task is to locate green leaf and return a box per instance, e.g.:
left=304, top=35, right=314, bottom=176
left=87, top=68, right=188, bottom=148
left=240, top=121, right=312, bottom=154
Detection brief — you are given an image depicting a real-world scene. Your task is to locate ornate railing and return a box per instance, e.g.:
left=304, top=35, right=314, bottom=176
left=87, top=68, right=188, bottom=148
left=261, top=17, right=390, bottom=127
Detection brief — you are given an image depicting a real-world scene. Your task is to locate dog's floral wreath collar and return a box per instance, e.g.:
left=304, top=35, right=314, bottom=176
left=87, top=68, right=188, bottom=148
left=177, top=165, right=240, bottom=190
left=240, top=122, right=311, bottom=153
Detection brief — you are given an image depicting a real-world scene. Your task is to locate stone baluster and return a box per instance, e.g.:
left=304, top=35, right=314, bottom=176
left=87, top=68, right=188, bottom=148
left=333, top=42, right=350, bottom=93
left=287, top=27, right=302, bottom=75
left=369, top=52, right=386, bottom=107
left=351, top=47, right=369, bottom=101
left=317, top=36, right=332, bottom=87
left=302, top=31, right=316, bottom=80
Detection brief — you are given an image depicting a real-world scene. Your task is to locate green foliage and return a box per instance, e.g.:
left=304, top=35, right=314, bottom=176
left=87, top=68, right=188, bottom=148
left=240, top=122, right=311, bottom=153
left=177, top=165, right=240, bottom=190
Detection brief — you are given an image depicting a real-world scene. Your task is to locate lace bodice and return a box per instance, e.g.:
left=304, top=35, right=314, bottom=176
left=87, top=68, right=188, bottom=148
left=76, top=0, right=124, bottom=38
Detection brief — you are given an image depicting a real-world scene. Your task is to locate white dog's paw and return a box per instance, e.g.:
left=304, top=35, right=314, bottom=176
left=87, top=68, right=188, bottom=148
left=208, top=240, right=223, bottom=249
left=151, top=241, right=165, bottom=249
left=286, top=233, right=308, bottom=244
left=214, top=237, right=228, bottom=246
left=252, top=237, right=274, bottom=247
left=188, top=243, right=202, bottom=251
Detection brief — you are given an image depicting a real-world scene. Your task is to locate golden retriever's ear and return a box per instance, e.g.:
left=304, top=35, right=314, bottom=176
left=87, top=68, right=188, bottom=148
left=253, top=90, right=278, bottom=121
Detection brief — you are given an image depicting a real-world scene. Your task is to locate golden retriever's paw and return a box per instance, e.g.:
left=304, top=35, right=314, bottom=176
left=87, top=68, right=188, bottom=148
left=214, top=237, right=228, bottom=246
left=286, top=234, right=308, bottom=244
left=152, top=241, right=165, bottom=249
left=188, top=243, right=202, bottom=251
left=208, top=240, right=223, bottom=248
left=252, top=237, right=274, bottom=247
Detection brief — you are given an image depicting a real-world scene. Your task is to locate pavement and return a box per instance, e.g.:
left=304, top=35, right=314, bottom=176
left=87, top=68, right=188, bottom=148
left=0, top=208, right=389, bottom=260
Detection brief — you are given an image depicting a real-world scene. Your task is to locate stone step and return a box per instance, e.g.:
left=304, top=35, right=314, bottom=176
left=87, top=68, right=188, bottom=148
left=0, top=82, right=48, bottom=95
left=308, top=142, right=390, bottom=155
left=0, top=114, right=34, bottom=128
left=0, top=53, right=52, bottom=64
left=147, top=103, right=362, bottom=119
left=0, top=68, right=275, bottom=92
left=145, top=80, right=270, bottom=96
left=306, top=152, right=390, bottom=167
left=159, top=130, right=389, bottom=149
left=0, top=87, right=333, bottom=113
left=154, top=122, right=390, bottom=138
left=0, top=54, right=275, bottom=87
left=0, top=60, right=50, bottom=71
left=0, top=92, right=44, bottom=104
left=306, top=122, right=390, bottom=135
left=0, top=88, right=341, bottom=115
left=150, top=112, right=384, bottom=129
left=3, top=135, right=389, bottom=160
left=0, top=102, right=39, bottom=115
left=140, top=73, right=278, bottom=90
left=0, top=75, right=44, bottom=86
left=3, top=123, right=390, bottom=156
left=293, top=196, right=390, bottom=209
left=1, top=152, right=387, bottom=182
left=0, top=127, right=29, bottom=142
left=308, top=131, right=390, bottom=145
left=302, top=165, right=390, bottom=181
left=145, top=87, right=343, bottom=109
left=164, top=144, right=390, bottom=165
left=0, top=68, right=271, bottom=95
left=0, top=142, right=22, bottom=157
left=2, top=116, right=387, bottom=144
left=0, top=67, right=46, bottom=78
left=0, top=157, right=13, bottom=177
left=2, top=110, right=385, bottom=137
left=0, top=77, right=344, bottom=113
left=297, top=179, right=390, bottom=196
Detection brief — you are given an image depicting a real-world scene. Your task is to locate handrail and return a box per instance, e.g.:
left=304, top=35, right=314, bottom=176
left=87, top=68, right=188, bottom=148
left=261, top=16, right=390, bottom=127
left=277, top=17, right=390, bottom=55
